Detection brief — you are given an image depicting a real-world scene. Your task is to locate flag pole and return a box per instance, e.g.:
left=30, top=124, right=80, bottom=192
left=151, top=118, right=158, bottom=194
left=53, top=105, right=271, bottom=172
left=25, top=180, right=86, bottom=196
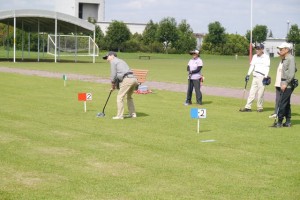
left=249, top=0, right=253, bottom=62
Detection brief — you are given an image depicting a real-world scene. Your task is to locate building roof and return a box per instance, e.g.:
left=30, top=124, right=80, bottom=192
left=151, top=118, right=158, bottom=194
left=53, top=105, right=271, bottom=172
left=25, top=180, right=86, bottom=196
left=0, top=9, right=95, bottom=33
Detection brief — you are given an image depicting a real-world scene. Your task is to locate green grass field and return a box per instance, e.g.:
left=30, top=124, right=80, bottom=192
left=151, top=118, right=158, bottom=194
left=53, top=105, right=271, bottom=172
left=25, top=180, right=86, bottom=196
left=1, top=53, right=300, bottom=199
left=2, top=51, right=299, bottom=94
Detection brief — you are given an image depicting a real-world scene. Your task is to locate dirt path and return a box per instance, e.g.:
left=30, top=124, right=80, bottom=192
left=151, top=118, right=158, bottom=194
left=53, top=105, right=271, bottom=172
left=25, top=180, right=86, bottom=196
left=1, top=66, right=299, bottom=105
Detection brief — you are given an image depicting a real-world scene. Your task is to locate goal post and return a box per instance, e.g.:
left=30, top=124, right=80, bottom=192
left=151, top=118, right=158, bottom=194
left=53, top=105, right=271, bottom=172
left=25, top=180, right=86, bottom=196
left=47, top=34, right=99, bottom=57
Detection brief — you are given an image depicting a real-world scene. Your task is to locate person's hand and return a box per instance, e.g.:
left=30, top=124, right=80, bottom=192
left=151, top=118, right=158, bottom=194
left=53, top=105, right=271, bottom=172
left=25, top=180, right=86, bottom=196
left=281, top=84, right=287, bottom=92
left=245, top=75, right=250, bottom=82
left=111, top=83, right=116, bottom=90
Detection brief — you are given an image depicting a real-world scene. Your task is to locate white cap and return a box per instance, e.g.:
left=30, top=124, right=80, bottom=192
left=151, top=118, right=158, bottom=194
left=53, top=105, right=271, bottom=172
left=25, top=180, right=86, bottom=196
left=189, top=49, right=199, bottom=55
left=277, top=42, right=292, bottom=49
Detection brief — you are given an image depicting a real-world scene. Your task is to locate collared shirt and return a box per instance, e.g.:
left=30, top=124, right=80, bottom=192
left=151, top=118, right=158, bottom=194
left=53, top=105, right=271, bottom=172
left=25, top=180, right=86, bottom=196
left=110, top=57, right=130, bottom=82
left=188, top=57, right=203, bottom=80
left=247, top=53, right=270, bottom=77
left=281, top=53, right=296, bottom=86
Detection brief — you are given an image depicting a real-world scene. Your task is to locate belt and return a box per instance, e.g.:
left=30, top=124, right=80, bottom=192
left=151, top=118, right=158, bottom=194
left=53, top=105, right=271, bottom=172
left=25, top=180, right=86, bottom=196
left=123, top=72, right=133, bottom=78
left=281, top=78, right=287, bottom=81
left=254, top=71, right=265, bottom=76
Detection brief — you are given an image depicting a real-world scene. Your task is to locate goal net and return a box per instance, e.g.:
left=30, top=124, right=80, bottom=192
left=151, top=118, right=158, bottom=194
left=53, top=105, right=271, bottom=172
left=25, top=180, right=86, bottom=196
left=47, top=34, right=99, bottom=57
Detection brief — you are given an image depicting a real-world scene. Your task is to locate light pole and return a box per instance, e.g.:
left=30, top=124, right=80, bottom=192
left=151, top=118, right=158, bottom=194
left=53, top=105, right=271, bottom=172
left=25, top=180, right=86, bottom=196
left=249, top=0, right=253, bottom=62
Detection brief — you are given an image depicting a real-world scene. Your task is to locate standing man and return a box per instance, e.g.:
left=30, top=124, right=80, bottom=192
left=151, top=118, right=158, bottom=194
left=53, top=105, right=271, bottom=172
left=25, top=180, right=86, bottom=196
left=272, top=42, right=296, bottom=127
left=240, top=43, right=270, bottom=112
left=269, top=53, right=285, bottom=118
left=103, top=51, right=138, bottom=120
left=184, top=49, right=203, bottom=105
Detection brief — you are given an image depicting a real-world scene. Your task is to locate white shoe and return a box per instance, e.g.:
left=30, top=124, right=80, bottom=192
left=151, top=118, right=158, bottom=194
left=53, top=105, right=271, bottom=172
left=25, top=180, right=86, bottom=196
left=112, top=116, right=124, bottom=120
left=269, top=113, right=277, bottom=119
left=124, top=113, right=137, bottom=118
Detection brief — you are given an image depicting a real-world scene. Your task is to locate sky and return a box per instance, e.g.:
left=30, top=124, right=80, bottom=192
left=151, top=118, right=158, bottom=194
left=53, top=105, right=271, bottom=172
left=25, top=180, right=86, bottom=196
left=1, top=0, right=299, bottom=39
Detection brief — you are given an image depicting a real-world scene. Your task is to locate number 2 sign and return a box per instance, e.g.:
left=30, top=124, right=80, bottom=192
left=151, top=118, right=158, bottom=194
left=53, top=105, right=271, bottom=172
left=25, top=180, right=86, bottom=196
left=191, top=108, right=207, bottom=119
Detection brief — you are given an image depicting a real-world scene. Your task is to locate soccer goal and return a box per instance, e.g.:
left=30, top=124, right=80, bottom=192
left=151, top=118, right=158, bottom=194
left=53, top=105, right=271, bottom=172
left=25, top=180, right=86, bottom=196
left=47, top=34, right=99, bottom=57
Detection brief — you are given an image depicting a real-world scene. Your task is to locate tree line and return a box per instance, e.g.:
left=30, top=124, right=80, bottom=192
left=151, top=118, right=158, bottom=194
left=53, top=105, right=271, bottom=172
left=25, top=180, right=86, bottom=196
left=1, top=18, right=300, bottom=56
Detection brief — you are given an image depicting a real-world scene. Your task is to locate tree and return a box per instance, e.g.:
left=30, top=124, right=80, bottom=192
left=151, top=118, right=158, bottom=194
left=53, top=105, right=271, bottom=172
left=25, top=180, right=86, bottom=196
left=173, top=19, right=197, bottom=53
left=287, top=24, right=300, bottom=56
left=246, top=25, right=268, bottom=43
left=222, top=34, right=249, bottom=55
left=105, top=20, right=131, bottom=52
left=156, top=17, right=179, bottom=53
left=122, top=33, right=143, bottom=52
left=202, top=21, right=226, bottom=54
left=142, top=20, right=158, bottom=45
left=94, top=25, right=105, bottom=50
left=287, top=24, right=300, bottom=44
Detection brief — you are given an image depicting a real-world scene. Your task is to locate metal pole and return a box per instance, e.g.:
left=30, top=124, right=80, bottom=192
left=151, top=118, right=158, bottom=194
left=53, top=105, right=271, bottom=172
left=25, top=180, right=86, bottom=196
left=93, top=29, right=96, bottom=63
left=249, top=0, right=253, bottom=62
left=38, top=19, right=40, bottom=62
left=13, top=12, right=16, bottom=63
left=55, top=17, right=57, bottom=63
left=22, top=20, right=24, bottom=60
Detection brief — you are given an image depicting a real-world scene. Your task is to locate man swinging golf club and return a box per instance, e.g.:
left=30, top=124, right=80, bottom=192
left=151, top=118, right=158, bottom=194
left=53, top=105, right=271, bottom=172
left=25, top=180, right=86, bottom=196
left=239, top=43, right=270, bottom=112
left=103, top=51, right=138, bottom=119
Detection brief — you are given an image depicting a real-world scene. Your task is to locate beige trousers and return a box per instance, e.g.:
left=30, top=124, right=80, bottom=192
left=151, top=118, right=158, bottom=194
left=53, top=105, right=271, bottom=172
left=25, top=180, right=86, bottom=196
left=245, top=76, right=265, bottom=109
left=116, top=77, right=138, bottom=117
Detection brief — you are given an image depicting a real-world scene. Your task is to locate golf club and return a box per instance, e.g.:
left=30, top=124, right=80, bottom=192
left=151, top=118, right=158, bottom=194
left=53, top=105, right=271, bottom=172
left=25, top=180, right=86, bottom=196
left=272, top=90, right=283, bottom=126
left=239, top=79, right=248, bottom=110
left=96, top=89, right=113, bottom=117
left=242, top=80, right=248, bottom=99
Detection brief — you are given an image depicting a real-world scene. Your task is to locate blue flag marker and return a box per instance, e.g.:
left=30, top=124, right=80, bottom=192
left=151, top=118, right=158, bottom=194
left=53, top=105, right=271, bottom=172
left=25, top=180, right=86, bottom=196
left=190, top=108, right=207, bottom=133
left=190, top=108, right=199, bottom=118
left=190, top=108, right=207, bottom=119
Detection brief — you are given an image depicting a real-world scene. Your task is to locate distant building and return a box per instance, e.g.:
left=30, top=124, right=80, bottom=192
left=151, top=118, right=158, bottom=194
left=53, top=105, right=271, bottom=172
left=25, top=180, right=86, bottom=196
left=54, top=0, right=105, bottom=22
left=194, top=33, right=205, bottom=50
left=54, top=0, right=205, bottom=48
left=98, top=21, right=147, bottom=35
left=264, top=37, right=286, bottom=57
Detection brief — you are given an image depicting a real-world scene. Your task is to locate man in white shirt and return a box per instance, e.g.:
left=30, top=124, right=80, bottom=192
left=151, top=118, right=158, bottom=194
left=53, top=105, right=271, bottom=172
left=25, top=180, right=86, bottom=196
left=239, top=43, right=270, bottom=112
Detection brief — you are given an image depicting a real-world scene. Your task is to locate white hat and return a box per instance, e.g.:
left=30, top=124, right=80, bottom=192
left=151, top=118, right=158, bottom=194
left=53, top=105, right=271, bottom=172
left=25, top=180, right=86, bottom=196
left=277, top=42, right=291, bottom=49
left=189, top=49, right=200, bottom=55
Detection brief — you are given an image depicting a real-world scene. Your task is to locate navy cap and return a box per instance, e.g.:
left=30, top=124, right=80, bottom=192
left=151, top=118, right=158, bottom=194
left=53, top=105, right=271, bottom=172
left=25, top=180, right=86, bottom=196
left=255, top=43, right=264, bottom=49
left=102, top=51, right=117, bottom=60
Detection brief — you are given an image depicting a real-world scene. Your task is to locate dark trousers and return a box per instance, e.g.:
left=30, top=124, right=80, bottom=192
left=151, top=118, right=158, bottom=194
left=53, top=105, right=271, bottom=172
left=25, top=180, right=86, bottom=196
left=186, top=79, right=202, bottom=104
left=278, top=88, right=293, bottom=123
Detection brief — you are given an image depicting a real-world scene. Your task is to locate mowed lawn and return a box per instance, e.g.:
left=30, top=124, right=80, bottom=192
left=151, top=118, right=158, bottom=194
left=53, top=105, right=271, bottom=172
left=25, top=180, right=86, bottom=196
left=0, top=67, right=300, bottom=199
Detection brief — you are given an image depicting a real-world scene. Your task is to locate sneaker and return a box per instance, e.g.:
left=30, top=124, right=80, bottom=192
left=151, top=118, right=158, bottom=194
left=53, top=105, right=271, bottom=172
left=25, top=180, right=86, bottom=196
left=124, top=113, right=137, bottom=118
left=184, top=102, right=192, bottom=106
left=257, top=109, right=263, bottom=112
left=269, top=113, right=277, bottom=118
left=283, top=122, right=292, bottom=127
left=271, top=122, right=282, bottom=128
left=239, top=108, right=252, bottom=112
left=112, top=116, right=124, bottom=120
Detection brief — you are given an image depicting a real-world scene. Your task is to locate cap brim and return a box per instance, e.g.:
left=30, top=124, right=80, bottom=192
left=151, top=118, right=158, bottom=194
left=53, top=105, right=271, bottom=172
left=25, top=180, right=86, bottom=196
left=102, top=56, right=108, bottom=60
left=277, top=46, right=286, bottom=49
